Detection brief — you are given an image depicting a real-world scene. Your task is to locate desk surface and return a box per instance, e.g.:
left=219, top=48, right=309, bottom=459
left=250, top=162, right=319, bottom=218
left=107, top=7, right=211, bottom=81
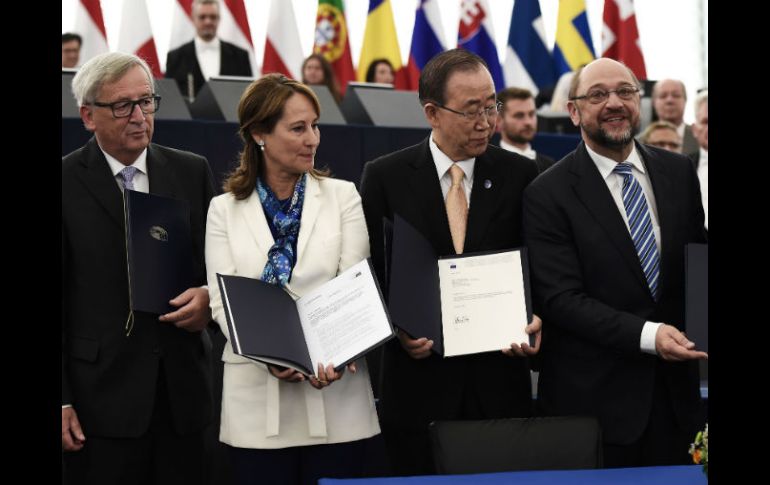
left=319, top=465, right=706, bottom=485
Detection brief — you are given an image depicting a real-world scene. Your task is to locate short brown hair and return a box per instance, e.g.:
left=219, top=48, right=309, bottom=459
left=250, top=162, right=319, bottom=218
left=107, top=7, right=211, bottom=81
left=497, top=87, right=534, bottom=111
left=419, top=48, right=489, bottom=106
left=223, top=74, right=326, bottom=199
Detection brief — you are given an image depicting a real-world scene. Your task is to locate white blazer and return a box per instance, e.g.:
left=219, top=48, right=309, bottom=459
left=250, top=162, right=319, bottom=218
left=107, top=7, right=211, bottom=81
left=205, top=175, right=381, bottom=449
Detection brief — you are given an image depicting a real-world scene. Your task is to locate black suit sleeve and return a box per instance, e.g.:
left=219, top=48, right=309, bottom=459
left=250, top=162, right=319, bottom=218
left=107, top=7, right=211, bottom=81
left=359, top=161, right=390, bottom=295
left=523, top=181, right=645, bottom=354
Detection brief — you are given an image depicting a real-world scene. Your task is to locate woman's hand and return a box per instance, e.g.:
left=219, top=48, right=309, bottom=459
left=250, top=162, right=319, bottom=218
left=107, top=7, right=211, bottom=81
left=309, top=363, right=346, bottom=390
left=268, top=364, right=306, bottom=383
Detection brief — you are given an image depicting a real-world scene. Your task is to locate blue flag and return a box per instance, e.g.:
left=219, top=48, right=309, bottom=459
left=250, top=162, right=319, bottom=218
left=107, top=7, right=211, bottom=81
left=503, top=0, right=558, bottom=95
left=457, top=0, right=505, bottom=91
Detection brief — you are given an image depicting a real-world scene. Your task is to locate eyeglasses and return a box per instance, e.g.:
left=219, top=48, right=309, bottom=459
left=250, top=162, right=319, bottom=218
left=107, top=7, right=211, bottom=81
left=570, top=86, right=640, bottom=104
left=433, top=101, right=503, bottom=122
left=90, top=95, right=161, bottom=118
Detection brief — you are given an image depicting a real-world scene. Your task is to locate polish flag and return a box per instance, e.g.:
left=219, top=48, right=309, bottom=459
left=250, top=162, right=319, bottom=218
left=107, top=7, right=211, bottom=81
left=219, top=0, right=258, bottom=75
left=117, top=0, right=162, bottom=77
left=262, top=0, right=304, bottom=79
left=74, top=0, right=109, bottom=66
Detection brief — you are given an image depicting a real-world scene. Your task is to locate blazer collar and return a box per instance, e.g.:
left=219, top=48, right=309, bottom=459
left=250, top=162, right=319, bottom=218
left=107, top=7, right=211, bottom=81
left=407, top=139, right=454, bottom=255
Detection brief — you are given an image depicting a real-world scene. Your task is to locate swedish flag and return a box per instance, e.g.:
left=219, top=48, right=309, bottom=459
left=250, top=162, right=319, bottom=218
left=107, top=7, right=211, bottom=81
left=553, top=0, right=596, bottom=75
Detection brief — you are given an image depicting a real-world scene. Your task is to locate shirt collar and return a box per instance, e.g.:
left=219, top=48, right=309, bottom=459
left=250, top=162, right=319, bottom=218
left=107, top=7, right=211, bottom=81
left=195, top=36, right=220, bottom=51
left=101, top=146, right=148, bottom=177
left=500, top=139, right=536, bottom=159
left=429, top=132, right=475, bottom=181
left=585, top=143, right=645, bottom=181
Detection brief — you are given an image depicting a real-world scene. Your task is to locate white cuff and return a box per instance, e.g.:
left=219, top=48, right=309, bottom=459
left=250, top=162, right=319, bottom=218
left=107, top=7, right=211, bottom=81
left=640, top=321, right=662, bottom=355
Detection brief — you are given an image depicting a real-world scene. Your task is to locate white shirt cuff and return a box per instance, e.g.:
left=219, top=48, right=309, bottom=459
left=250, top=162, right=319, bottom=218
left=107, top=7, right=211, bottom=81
left=62, top=404, right=72, bottom=409
left=640, top=321, right=662, bottom=355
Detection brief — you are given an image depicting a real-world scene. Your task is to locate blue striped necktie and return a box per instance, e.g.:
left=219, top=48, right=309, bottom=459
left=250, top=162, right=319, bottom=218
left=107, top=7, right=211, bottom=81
left=613, top=162, right=660, bottom=300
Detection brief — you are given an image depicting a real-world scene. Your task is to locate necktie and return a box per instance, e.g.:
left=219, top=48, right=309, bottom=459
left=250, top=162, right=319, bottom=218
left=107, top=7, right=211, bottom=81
left=446, top=164, right=468, bottom=254
left=613, top=162, right=660, bottom=300
left=119, top=166, right=138, bottom=191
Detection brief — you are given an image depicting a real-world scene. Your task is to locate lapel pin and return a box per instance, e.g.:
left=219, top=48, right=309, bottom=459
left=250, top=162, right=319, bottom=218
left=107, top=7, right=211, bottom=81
left=484, top=179, right=492, bottom=189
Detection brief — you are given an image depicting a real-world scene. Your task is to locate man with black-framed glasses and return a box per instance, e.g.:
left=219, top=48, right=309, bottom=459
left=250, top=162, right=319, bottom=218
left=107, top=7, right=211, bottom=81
left=62, top=52, right=216, bottom=484
left=523, top=58, right=707, bottom=468
left=360, top=48, right=542, bottom=476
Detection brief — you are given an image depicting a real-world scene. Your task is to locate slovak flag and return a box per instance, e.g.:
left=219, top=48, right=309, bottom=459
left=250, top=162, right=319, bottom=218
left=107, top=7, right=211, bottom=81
left=405, top=0, right=446, bottom=91
left=503, top=0, right=557, bottom=96
left=457, top=0, right=505, bottom=91
left=602, top=0, right=647, bottom=79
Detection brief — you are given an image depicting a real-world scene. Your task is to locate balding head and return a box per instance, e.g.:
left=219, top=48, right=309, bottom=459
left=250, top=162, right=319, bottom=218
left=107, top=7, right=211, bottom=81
left=652, top=78, right=687, bottom=125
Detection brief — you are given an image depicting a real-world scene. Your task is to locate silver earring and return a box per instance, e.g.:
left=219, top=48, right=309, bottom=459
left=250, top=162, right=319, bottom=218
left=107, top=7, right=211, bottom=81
left=257, top=140, right=265, bottom=151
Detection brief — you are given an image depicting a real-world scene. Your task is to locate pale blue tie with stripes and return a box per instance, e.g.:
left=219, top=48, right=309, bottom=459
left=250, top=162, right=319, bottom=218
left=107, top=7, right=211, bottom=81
left=613, top=162, right=660, bottom=300
left=119, top=166, right=138, bottom=191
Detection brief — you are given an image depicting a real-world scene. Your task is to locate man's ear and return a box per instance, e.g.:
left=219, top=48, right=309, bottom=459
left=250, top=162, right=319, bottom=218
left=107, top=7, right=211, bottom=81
left=423, top=103, right=440, bottom=129
left=80, top=105, right=96, bottom=132
left=567, top=101, right=581, bottom=127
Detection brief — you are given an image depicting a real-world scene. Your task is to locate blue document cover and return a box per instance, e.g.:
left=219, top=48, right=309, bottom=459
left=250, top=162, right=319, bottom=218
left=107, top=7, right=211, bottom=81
left=124, top=189, right=193, bottom=315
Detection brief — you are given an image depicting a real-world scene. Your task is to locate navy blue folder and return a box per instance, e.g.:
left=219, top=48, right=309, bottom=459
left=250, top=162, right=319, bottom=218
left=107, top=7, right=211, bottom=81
left=387, top=214, right=533, bottom=356
left=124, top=189, right=193, bottom=315
left=685, top=243, right=708, bottom=353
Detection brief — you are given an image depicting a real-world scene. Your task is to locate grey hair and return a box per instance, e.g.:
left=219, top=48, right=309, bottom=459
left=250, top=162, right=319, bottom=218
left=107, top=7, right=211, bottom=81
left=71, top=52, right=155, bottom=107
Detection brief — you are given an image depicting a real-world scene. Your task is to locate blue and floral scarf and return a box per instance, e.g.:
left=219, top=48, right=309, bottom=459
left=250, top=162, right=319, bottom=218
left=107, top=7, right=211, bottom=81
left=257, top=173, right=307, bottom=287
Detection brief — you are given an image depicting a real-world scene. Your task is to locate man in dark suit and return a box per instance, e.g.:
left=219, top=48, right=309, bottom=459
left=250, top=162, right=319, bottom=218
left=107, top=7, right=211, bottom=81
left=360, top=49, right=542, bottom=476
left=497, top=86, right=555, bottom=173
left=62, top=52, right=215, bottom=484
left=523, top=58, right=707, bottom=468
left=652, top=78, right=698, bottom=155
left=165, top=0, right=252, bottom=100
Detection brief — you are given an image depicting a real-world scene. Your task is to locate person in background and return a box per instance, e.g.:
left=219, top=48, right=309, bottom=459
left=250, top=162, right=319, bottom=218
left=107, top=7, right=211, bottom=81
left=62, top=32, right=82, bottom=68
left=523, top=58, right=707, bottom=469
left=62, top=52, right=215, bottom=484
left=360, top=49, right=542, bottom=476
left=651, top=79, right=698, bottom=154
left=365, top=59, right=395, bottom=84
left=165, top=0, right=252, bottom=100
left=497, top=87, right=555, bottom=173
left=301, top=53, right=342, bottom=104
left=205, top=74, right=381, bottom=485
left=690, top=90, right=708, bottom=230
left=639, top=121, right=683, bottom=153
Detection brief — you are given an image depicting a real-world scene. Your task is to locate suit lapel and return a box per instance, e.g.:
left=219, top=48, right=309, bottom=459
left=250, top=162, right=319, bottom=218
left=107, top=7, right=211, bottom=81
left=295, top=175, right=321, bottom=265
left=570, top=143, right=650, bottom=290
left=147, top=144, right=182, bottom=199
left=74, top=138, right=125, bottom=231
left=465, top=152, right=497, bottom=252
left=406, top=140, right=454, bottom=255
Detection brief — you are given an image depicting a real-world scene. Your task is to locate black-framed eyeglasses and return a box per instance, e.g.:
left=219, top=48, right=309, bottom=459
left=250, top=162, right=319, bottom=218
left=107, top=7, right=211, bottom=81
left=569, top=86, right=640, bottom=104
left=90, top=95, right=161, bottom=118
left=433, top=101, right=503, bottom=122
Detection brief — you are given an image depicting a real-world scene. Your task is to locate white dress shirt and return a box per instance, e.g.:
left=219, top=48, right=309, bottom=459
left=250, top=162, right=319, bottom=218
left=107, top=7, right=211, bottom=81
left=500, top=139, right=537, bottom=160
left=194, top=36, right=221, bottom=81
left=585, top=144, right=663, bottom=355
left=697, top=148, right=708, bottom=230
left=430, top=134, right=474, bottom=206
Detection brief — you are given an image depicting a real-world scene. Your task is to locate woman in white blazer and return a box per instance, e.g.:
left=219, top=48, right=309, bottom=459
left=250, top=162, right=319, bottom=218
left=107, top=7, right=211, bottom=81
left=205, top=74, right=380, bottom=485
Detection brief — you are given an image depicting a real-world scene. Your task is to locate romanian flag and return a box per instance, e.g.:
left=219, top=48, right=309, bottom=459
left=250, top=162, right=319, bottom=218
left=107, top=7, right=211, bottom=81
left=357, top=0, right=408, bottom=89
left=553, top=0, right=596, bottom=75
left=314, top=0, right=356, bottom=97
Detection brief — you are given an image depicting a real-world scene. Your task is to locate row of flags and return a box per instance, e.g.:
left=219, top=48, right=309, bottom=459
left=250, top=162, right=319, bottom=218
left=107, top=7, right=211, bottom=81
left=71, top=0, right=647, bottom=97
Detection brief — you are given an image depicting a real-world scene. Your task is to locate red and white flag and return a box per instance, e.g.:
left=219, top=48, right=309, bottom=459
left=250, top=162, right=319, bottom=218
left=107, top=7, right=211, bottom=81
left=117, top=0, right=162, bottom=77
left=168, top=0, right=195, bottom=52
left=262, top=0, right=304, bottom=79
left=219, top=0, right=258, bottom=75
left=73, top=0, right=109, bottom=66
left=602, top=0, right=647, bottom=79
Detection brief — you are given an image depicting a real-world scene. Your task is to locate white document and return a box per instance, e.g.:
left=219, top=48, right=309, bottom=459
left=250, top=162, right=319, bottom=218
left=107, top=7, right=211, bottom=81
left=296, top=259, right=394, bottom=372
left=438, top=251, right=529, bottom=357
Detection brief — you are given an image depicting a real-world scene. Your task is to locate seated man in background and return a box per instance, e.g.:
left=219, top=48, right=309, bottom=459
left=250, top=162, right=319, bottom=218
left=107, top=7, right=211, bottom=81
left=497, top=87, right=555, bottom=173
left=639, top=121, right=683, bottom=153
left=62, top=32, right=81, bottom=68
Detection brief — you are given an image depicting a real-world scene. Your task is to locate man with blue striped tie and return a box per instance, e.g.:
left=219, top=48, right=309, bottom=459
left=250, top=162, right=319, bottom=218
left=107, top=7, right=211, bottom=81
left=522, top=58, right=707, bottom=468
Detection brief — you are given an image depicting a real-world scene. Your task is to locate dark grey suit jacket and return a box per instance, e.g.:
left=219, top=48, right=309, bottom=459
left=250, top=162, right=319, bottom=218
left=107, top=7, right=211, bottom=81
left=523, top=141, right=706, bottom=445
left=165, top=40, right=252, bottom=98
left=62, top=138, right=215, bottom=438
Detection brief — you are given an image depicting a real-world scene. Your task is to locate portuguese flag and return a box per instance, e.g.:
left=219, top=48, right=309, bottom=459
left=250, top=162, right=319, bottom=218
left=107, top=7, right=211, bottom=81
left=313, top=0, right=356, bottom=99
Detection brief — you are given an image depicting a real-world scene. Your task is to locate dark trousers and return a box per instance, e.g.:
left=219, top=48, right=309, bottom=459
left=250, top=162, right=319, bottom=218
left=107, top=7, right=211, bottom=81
left=63, top=371, right=206, bottom=485
left=228, top=438, right=371, bottom=485
left=603, top=370, right=699, bottom=468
